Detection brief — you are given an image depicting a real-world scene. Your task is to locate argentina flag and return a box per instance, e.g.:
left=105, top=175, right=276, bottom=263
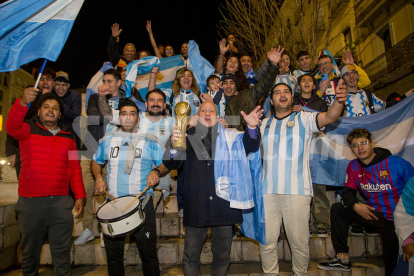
left=0, top=0, right=84, bottom=72
left=126, top=55, right=184, bottom=104
left=309, top=95, right=414, bottom=186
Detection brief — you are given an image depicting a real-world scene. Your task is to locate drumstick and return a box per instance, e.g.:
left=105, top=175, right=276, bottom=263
left=121, top=187, right=149, bottom=213
left=103, top=190, right=116, bottom=201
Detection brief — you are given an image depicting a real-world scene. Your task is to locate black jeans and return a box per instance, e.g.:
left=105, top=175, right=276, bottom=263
left=177, top=167, right=184, bottom=210
left=104, top=197, right=159, bottom=276
left=330, top=202, right=399, bottom=276
left=15, top=195, right=74, bottom=276
left=182, top=225, right=233, bottom=276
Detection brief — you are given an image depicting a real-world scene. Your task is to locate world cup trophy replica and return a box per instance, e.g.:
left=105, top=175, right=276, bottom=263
left=173, top=102, right=192, bottom=150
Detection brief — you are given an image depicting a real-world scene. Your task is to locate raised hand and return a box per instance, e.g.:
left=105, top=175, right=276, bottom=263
left=218, top=118, right=229, bottom=128
left=111, top=23, right=122, bottom=37
left=219, top=38, right=230, bottom=55
left=342, top=49, right=354, bottom=65
left=241, top=106, right=263, bottom=128
left=98, top=84, right=111, bottom=96
left=146, top=20, right=152, bottom=33
left=200, top=93, right=213, bottom=103
left=267, top=45, right=285, bottom=66
left=335, top=79, right=347, bottom=104
left=20, top=87, right=39, bottom=106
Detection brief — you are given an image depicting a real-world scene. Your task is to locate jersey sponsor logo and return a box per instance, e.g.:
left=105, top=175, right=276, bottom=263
left=359, top=182, right=392, bottom=192
left=135, top=148, right=142, bottom=158
left=123, top=142, right=129, bottom=147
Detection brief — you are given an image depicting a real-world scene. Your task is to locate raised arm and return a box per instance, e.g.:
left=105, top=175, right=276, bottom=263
left=317, top=79, right=347, bottom=128
left=215, top=38, right=229, bottom=74
left=148, top=66, right=159, bottom=92
left=108, top=23, right=122, bottom=67
left=97, top=84, right=113, bottom=122
left=146, top=21, right=162, bottom=59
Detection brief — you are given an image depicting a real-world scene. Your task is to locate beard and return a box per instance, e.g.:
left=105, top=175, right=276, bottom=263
left=148, top=106, right=163, bottom=116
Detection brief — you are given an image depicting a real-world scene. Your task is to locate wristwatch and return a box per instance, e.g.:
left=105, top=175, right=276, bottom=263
left=151, top=168, right=160, bottom=176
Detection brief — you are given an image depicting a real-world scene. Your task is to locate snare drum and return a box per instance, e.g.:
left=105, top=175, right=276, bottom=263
left=96, top=196, right=145, bottom=238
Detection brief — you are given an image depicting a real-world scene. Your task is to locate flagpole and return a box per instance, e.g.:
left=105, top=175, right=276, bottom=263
left=28, top=59, right=47, bottom=108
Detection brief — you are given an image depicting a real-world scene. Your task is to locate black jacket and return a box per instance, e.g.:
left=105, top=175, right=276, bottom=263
left=341, top=147, right=392, bottom=209
left=163, top=124, right=261, bottom=227
left=108, top=36, right=130, bottom=71
left=293, top=92, right=328, bottom=112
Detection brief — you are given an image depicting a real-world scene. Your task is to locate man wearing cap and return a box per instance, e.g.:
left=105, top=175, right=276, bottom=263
left=54, top=71, right=82, bottom=149
left=314, top=50, right=371, bottom=108
left=259, top=80, right=348, bottom=275
left=223, top=46, right=284, bottom=131
left=340, top=65, right=413, bottom=117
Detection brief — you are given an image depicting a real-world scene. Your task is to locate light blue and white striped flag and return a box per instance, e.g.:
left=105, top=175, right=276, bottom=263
left=126, top=55, right=184, bottom=104
left=309, top=95, right=414, bottom=186
left=187, top=40, right=215, bottom=93
left=85, top=61, right=114, bottom=111
left=0, top=0, right=84, bottom=72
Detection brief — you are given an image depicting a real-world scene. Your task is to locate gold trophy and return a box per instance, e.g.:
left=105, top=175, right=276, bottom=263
left=173, top=102, right=191, bottom=150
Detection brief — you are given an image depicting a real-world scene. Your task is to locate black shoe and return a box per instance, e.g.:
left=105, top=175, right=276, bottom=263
left=316, top=227, right=328, bottom=238
left=349, top=224, right=364, bottom=236
left=364, top=226, right=379, bottom=237
left=317, top=256, right=352, bottom=272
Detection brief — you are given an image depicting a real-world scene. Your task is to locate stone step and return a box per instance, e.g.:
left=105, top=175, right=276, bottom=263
left=34, top=233, right=383, bottom=266
left=2, top=258, right=385, bottom=275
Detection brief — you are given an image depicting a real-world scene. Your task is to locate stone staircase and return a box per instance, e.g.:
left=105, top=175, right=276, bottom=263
left=0, top=174, right=386, bottom=275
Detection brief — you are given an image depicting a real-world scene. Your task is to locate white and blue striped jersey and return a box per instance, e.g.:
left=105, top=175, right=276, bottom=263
left=262, top=74, right=298, bottom=118
left=292, top=69, right=309, bottom=78
left=207, top=90, right=226, bottom=117
left=260, top=111, right=322, bottom=196
left=93, top=136, right=164, bottom=198
left=138, top=113, right=175, bottom=146
left=161, top=88, right=173, bottom=107
left=172, top=90, right=200, bottom=117
left=343, top=90, right=385, bottom=117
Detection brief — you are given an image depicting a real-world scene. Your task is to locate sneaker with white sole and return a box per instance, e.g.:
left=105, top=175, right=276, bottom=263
left=317, top=255, right=351, bottom=272
left=100, top=232, right=105, bottom=248
left=178, top=209, right=183, bottom=218
left=316, top=227, right=329, bottom=238
left=74, top=228, right=94, bottom=245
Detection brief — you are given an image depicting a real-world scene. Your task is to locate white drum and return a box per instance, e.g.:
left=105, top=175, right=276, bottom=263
left=96, top=196, right=145, bottom=238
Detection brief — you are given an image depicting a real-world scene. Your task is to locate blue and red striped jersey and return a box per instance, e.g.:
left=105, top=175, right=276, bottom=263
left=345, top=155, right=414, bottom=220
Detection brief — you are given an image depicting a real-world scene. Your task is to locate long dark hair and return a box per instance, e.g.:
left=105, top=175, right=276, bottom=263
left=224, top=53, right=249, bottom=90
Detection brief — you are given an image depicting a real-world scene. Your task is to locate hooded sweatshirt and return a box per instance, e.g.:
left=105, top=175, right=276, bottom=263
left=293, top=92, right=328, bottom=112
left=342, top=147, right=414, bottom=220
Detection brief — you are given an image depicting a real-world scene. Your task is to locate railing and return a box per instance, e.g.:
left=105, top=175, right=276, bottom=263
left=363, top=32, right=414, bottom=83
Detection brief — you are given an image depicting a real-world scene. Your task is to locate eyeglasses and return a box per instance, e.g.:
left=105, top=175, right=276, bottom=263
left=350, top=140, right=370, bottom=148
left=344, top=71, right=359, bottom=77
left=318, top=62, right=331, bottom=67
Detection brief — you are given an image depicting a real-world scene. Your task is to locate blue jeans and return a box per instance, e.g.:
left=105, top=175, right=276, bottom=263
left=391, top=255, right=409, bottom=276
left=182, top=225, right=232, bottom=276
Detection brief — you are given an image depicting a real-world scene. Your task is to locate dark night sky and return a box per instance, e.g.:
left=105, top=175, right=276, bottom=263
left=28, top=0, right=226, bottom=88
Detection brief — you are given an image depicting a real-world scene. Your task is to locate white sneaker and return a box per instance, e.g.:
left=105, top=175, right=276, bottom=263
left=100, top=232, right=105, bottom=248
left=74, top=228, right=94, bottom=245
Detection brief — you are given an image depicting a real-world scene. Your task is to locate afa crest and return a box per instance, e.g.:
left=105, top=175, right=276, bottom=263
left=135, top=148, right=142, bottom=158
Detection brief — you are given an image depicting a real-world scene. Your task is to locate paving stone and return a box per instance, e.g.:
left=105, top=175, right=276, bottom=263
left=156, top=217, right=161, bottom=237
left=178, top=240, right=184, bottom=264
left=163, top=195, right=178, bottom=214
left=226, top=263, right=249, bottom=275
left=366, top=236, right=382, bottom=257
left=325, top=237, right=335, bottom=258
left=170, top=180, right=177, bottom=194
left=126, top=244, right=139, bottom=265
left=160, top=215, right=179, bottom=237
left=0, top=205, right=5, bottom=226
left=242, top=239, right=260, bottom=262
left=310, top=238, right=326, bottom=259
left=277, top=240, right=284, bottom=260
left=72, top=217, right=83, bottom=237
left=73, top=243, right=94, bottom=265
left=4, top=204, right=17, bottom=226
left=0, top=245, right=16, bottom=270
left=156, top=197, right=164, bottom=214
left=230, top=240, right=242, bottom=262
left=284, top=239, right=292, bottom=261
left=39, top=244, right=52, bottom=265
left=158, top=241, right=178, bottom=264
left=4, top=224, right=20, bottom=248
left=94, top=243, right=107, bottom=265
left=200, top=241, right=213, bottom=264
left=348, top=236, right=366, bottom=257
left=365, top=267, right=385, bottom=276
left=0, top=227, right=3, bottom=249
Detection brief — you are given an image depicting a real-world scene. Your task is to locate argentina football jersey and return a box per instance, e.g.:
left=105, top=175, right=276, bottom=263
left=343, top=90, right=385, bottom=117
left=260, top=111, right=323, bottom=196
left=93, top=136, right=164, bottom=198
left=172, top=90, right=200, bottom=117
left=138, top=112, right=175, bottom=146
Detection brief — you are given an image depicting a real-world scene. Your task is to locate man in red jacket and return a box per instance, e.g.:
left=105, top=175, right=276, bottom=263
left=5, top=89, right=86, bottom=276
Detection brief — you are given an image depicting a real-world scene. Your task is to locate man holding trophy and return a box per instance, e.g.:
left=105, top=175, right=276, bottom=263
left=147, top=101, right=263, bottom=276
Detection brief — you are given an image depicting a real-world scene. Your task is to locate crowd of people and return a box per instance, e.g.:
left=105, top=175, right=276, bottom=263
left=4, top=22, right=414, bottom=276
